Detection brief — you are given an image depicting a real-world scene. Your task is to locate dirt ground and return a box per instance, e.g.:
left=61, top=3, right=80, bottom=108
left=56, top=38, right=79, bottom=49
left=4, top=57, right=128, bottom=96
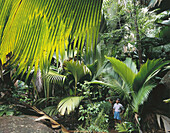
left=108, top=129, right=118, bottom=133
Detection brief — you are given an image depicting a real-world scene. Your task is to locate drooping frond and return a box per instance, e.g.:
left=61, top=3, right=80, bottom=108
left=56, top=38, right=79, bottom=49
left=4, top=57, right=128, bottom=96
left=65, top=60, right=92, bottom=83
left=133, top=59, right=170, bottom=92
left=87, top=80, right=115, bottom=88
left=148, top=0, right=163, bottom=8
left=44, top=69, right=66, bottom=85
left=156, top=114, right=170, bottom=133
left=131, top=84, right=156, bottom=113
left=0, top=0, right=103, bottom=79
left=88, top=79, right=131, bottom=101
left=57, top=96, right=84, bottom=115
left=87, top=60, right=109, bottom=81
left=87, top=60, right=98, bottom=77
left=43, top=69, right=66, bottom=98
left=43, top=106, right=58, bottom=116
left=105, top=56, right=136, bottom=89
left=124, top=58, right=138, bottom=74
left=65, top=60, right=92, bottom=95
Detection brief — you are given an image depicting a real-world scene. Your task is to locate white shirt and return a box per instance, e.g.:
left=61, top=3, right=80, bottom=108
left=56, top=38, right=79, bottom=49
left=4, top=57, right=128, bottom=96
left=113, top=103, right=124, bottom=112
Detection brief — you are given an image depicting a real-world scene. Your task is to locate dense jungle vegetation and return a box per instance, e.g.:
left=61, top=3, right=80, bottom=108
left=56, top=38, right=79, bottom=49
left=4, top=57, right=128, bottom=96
left=0, top=0, right=170, bottom=132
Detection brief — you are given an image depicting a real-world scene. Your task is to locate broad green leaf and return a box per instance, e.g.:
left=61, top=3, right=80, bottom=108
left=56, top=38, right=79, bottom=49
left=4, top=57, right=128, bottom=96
left=105, top=56, right=136, bottom=89
left=0, top=0, right=102, bottom=79
left=44, top=69, right=66, bottom=85
left=87, top=80, right=115, bottom=88
left=87, top=60, right=98, bottom=77
left=65, top=60, right=92, bottom=85
left=87, top=60, right=109, bottom=81
left=132, top=84, right=156, bottom=113
left=58, top=96, right=84, bottom=115
left=88, top=79, right=131, bottom=101
left=124, top=58, right=138, bottom=74
left=6, top=110, right=14, bottom=116
left=163, top=98, right=170, bottom=103
left=43, top=106, right=58, bottom=116
left=0, top=111, right=5, bottom=116
left=43, top=69, right=66, bottom=99
left=133, top=59, right=170, bottom=92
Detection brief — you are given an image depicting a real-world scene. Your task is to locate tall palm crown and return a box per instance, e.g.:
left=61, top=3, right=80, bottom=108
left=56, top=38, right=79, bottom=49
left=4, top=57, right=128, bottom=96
left=0, top=0, right=103, bottom=78
left=89, top=57, right=169, bottom=113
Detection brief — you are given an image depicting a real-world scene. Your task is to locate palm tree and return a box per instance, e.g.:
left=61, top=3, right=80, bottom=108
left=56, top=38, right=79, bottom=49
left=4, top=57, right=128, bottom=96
left=88, top=57, right=169, bottom=122
left=57, top=60, right=92, bottom=115
left=51, top=59, right=108, bottom=115
left=0, top=0, right=103, bottom=81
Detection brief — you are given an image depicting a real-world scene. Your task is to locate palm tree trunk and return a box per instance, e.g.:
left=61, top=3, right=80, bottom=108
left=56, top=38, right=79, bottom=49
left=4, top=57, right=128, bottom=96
left=75, top=77, right=77, bottom=96
left=133, top=0, right=142, bottom=68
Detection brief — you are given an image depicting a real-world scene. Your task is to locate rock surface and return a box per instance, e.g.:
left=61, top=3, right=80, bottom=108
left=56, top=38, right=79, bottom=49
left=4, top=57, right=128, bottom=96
left=160, top=70, right=170, bottom=89
left=0, top=116, right=54, bottom=133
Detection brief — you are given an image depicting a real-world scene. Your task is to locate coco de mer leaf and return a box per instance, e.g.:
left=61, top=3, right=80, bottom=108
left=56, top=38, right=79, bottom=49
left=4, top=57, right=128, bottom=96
left=58, top=96, right=84, bottom=115
left=0, top=0, right=103, bottom=79
left=105, top=56, right=136, bottom=89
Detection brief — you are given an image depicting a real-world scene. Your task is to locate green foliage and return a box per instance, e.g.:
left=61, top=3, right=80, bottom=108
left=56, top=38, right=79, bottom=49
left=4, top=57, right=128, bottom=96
left=65, top=60, right=92, bottom=95
left=88, top=56, right=169, bottom=130
left=33, top=97, right=59, bottom=106
left=44, top=69, right=66, bottom=85
left=65, top=60, right=92, bottom=81
left=58, top=96, right=84, bottom=115
left=133, top=59, right=170, bottom=92
left=43, top=69, right=66, bottom=99
left=43, top=106, right=59, bottom=116
left=116, top=121, right=139, bottom=133
left=132, top=84, right=156, bottom=113
left=0, top=80, right=33, bottom=116
left=0, top=105, right=20, bottom=116
left=12, top=81, right=33, bottom=104
left=78, top=101, right=110, bottom=132
left=110, top=57, right=169, bottom=113
left=86, top=60, right=98, bottom=77
left=1, top=1, right=169, bottom=132
left=163, top=98, right=170, bottom=103
left=105, top=56, right=136, bottom=88
left=101, top=0, right=161, bottom=62
left=0, top=0, right=102, bottom=80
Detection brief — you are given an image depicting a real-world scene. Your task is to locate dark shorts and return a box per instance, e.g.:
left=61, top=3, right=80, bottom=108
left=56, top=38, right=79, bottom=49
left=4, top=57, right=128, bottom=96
left=114, top=111, right=121, bottom=120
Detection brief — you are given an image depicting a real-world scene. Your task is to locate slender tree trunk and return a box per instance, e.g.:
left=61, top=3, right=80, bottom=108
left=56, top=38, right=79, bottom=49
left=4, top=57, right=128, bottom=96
left=133, top=0, right=142, bottom=68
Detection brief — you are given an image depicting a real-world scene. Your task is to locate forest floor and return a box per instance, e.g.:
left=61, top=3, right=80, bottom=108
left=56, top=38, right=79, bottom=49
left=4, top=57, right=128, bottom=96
left=108, top=128, right=118, bottom=133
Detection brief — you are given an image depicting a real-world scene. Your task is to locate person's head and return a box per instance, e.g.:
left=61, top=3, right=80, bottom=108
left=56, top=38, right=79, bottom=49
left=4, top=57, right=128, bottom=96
left=116, top=98, right=120, bottom=103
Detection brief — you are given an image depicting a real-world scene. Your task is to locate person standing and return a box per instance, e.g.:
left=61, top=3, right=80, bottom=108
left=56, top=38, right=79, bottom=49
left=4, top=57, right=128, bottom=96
left=113, top=98, right=124, bottom=125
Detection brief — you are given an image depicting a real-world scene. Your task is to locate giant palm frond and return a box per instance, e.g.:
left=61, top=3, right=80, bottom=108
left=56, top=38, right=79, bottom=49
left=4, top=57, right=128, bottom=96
left=44, top=69, right=66, bottom=85
left=132, top=84, right=156, bottom=113
left=88, top=79, right=131, bottom=101
left=133, top=59, right=170, bottom=92
left=87, top=57, right=137, bottom=101
left=124, top=58, right=138, bottom=74
left=43, top=69, right=66, bottom=98
left=57, top=96, right=84, bottom=115
left=65, top=60, right=92, bottom=83
left=87, top=59, right=110, bottom=81
left=65, top=60, right=91, bottom=95
left=0, top=0, right=103, bottom=79
left=105, top=57, right=169, bottom=113
left=105, top=56, right=136, bottom=89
